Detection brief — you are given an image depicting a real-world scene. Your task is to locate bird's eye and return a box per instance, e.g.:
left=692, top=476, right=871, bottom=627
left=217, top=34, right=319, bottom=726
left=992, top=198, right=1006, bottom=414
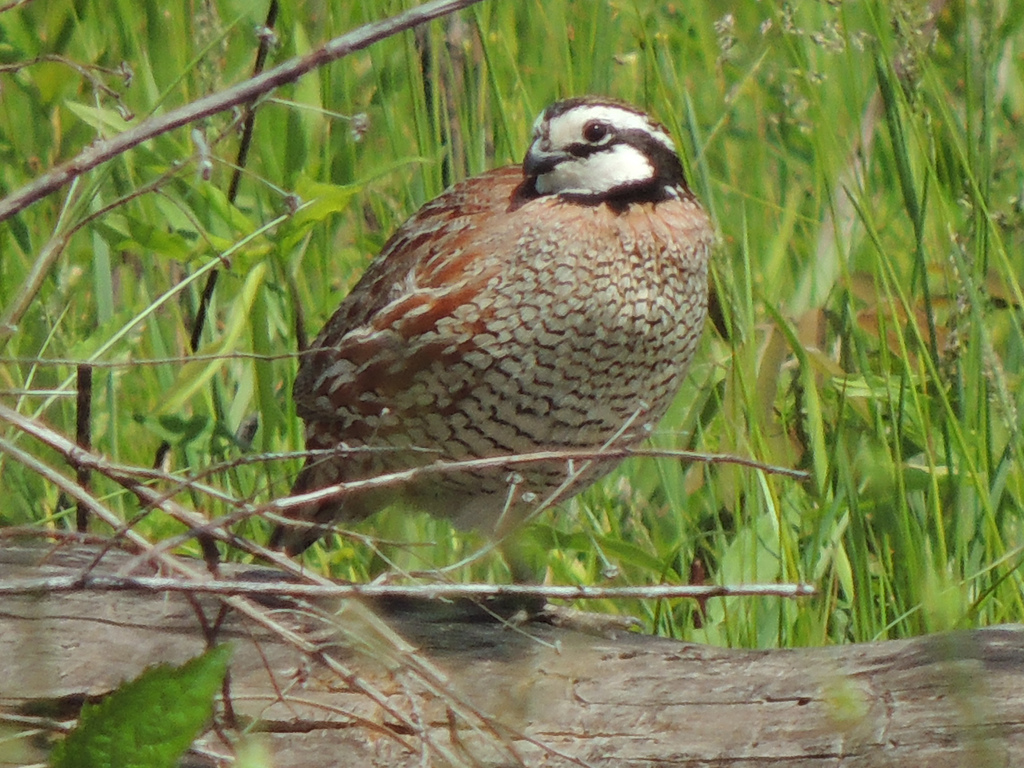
left=582, top=121, right=611, bottom=143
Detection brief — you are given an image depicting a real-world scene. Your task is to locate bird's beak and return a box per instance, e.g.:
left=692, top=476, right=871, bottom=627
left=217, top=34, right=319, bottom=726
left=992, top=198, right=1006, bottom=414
left=523, top=142, right=567, bottom=178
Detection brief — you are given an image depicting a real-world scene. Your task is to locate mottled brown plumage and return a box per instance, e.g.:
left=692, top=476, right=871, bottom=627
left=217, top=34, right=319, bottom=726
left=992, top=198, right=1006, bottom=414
left=272, top=97, right=713, bottom=555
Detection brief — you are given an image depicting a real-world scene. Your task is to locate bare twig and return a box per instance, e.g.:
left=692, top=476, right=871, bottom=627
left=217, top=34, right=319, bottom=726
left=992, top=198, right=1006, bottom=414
left=74, top=364, right=93, bottom=532
left=189, top=0, right=281, bottom=353
left=0, top=0, right=483, bottom=343
left=0, top=396, right=809, bottom=763
left=0, top=137, right=250, bottom=341
left=0, top=399, right=808, bottom=561
left=0, top=54, right=132, bottom=115
left=0, top=0, right=37, bottom=12
left=0, top=574, right=816, bottom=601
left=266, top=446, right=810, bottom=515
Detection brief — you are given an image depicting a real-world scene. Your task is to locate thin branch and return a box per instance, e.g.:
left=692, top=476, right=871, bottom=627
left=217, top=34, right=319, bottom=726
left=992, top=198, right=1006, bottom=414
left=0, top=437, right=151, bottom=553
left=74, top=364, right=93, bottom=532
left=0, top=135, right=242, bottom=340
left=265, top=446, right=810, bottom=515
left=0, top=392, right=813, bottom=484
left=0, top=0, right=38, bottom=12
left=0, top=574, right=816, bottom=601
left=189, top=0, right=280, bottom=353
left=0, top=352, right=305, bottom=367
left=0, top=0, right=484, bottom=224
left=0, top=396, right=808, bottom=565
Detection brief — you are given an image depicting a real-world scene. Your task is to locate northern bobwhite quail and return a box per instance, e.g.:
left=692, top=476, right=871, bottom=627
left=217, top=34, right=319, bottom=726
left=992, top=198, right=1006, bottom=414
left=271, top=96, right=713, bottom=555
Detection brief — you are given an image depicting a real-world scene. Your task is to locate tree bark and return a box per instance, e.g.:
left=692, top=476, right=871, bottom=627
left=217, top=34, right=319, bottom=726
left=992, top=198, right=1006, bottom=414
left=1, top=543, right=1021, bottom=767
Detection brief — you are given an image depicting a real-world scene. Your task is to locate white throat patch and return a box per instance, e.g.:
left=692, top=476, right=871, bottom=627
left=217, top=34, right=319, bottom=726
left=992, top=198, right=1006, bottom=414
left=534, top=143, right=655, bottom=195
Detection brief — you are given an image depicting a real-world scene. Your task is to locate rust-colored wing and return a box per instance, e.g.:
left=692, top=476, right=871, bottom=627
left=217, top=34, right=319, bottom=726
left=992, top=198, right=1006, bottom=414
left=293, top=166, right=527, bottom=427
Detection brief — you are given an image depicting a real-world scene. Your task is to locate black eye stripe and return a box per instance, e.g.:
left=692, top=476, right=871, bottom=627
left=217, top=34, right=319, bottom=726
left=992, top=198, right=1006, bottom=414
left=567, top=139, right=620, bottom=158
left=565, top=128, right=672, bottom=158
left=618, top=127, right=671, bottom=148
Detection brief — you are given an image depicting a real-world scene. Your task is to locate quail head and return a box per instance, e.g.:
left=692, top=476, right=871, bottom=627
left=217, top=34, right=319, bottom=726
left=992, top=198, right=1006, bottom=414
left=271, top=96, right=713, bottom=556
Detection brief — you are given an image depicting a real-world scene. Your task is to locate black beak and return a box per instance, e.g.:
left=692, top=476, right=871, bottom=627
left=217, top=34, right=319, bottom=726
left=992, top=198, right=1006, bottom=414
left=523, top=144, right=566, bottom=177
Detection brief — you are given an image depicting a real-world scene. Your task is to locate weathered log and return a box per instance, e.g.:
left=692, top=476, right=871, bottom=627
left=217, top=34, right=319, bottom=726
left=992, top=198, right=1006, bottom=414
left=1, top=543, right=1021, bottom=767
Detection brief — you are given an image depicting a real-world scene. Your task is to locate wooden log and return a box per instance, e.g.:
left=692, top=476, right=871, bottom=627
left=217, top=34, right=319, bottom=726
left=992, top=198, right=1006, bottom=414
left=1, top=543, right=1021, bottom=767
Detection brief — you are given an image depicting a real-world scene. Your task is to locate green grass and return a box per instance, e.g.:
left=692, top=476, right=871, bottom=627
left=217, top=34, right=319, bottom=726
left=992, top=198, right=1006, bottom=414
left=3, top=0, right=1024, bottom=648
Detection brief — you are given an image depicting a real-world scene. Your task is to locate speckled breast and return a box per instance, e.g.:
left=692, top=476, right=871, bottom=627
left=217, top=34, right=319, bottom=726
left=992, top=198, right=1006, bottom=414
left=357, top=193, right=712, bottom=530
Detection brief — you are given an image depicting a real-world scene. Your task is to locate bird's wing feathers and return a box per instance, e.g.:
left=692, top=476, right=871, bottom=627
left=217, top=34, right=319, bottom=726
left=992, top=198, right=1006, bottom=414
left=293, top=166, right=526, bottom=422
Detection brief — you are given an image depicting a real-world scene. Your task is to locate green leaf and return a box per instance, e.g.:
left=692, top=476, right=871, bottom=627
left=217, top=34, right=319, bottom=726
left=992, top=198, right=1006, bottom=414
left=117, top=216, right=195, bottom=261
left=156, top=261, right=267, bottom=415
left=276, top=176, right=362, bottom=254
left=64, top=101, right=136, bottom=134
left=50, top=644, right=231, bottom=768
left=592, top=534, right=675, bottom=575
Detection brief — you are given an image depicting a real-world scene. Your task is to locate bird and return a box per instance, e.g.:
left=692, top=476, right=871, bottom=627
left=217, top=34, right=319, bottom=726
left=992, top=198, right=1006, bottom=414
left=270, top=95, right=713, bottom=557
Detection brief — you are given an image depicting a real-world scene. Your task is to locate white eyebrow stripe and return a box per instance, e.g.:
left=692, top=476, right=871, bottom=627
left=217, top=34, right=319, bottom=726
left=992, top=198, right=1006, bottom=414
left=545, top=105, right=676, bottom=153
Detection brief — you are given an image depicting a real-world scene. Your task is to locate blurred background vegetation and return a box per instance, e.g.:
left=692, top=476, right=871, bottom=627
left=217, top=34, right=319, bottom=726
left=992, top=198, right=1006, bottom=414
left=2, top=0, right=1024, bottom=648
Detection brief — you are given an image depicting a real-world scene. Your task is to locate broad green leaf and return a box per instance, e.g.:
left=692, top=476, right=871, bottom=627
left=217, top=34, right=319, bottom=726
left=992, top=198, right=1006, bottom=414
left=194, top=183, right=259, bottom=234
left=50, top=644, right=231, bottom=768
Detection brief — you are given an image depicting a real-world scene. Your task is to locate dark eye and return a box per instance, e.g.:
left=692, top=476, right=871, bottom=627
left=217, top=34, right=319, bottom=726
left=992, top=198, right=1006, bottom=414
left=582, top=121, right=610, bottom=143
